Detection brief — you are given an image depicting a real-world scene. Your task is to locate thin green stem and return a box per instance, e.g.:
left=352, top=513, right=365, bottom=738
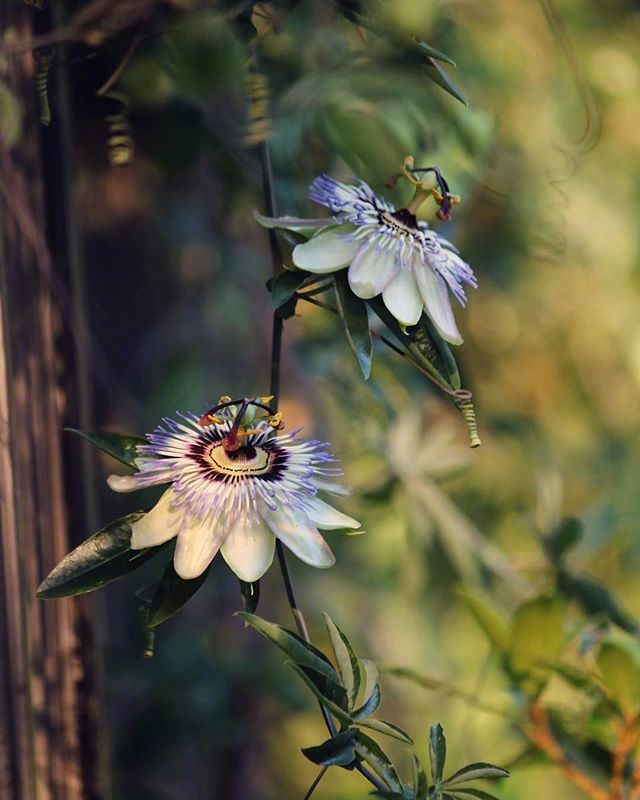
left=251, top=47, right=388, bottom=799
left=303, top=766, right=329, bottom=800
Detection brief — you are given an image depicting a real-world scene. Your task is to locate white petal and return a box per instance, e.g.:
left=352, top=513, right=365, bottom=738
left=173, top=514, right=226, bottom=580
left=348, top=241, right=400, bottom=299
left=221, top=516, right=275, bottom=581
left=382, top=269, right=423, bottom=326
left=130, top=489, right=184, bottom=549
left=107, top=474, right=140, bottom=493
left=413, top=262, right=463, bottom=345
left=293, top=229, right=359, bottom=273
left=305, top=497, right=360, bottom=531
left=253, top=209, right=335, bottom=233
left=311, top=478, right=351, bottom=496
left=262, top=505, right=335, bottom=568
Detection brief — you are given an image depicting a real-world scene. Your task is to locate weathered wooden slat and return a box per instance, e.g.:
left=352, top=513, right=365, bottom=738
left=0, top=4, right=100, bottom=799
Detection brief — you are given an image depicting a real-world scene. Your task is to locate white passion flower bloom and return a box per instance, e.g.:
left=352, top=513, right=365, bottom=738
left=256, top=173, right=477, bottom=344
left=107, top=399, right=360, bottom=582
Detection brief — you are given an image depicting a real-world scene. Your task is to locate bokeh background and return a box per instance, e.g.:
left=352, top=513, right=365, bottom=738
left=30, top=0, right=640, bottom=797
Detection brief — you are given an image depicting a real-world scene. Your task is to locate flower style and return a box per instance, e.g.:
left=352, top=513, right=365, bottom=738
left=256, top=168, right=476, bottom=344
left=107, top=398, right=360, bottom=582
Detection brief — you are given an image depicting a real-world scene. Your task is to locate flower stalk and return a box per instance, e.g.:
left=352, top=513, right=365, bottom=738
left=250, top=47, right=388, bottom=797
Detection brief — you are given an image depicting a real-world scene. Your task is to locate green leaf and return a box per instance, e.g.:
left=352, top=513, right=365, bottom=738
left=288, top=663, right=352, bottom=724
left=66, top=428, right=147, bottom=469
left=412, top=754, right=429, bottom=800
left=447, top=791, right=501, bottom=800
left=597, top=640, right=640, bottom=714
left=357, top=718, right=413, bottom=744
left=414, top=39, right=457, bottom=67
left=421, top=59, right=467, bottom=105
left=37, top=512, right=160, bottom=598
left=270, top=270, right=308, bottom=311
left=147, top=561, right=209, bottom=627
left=237, top=613, right=340, bottom=682
left=361, top=659, right=380, bottom=700
left=323, top=613, right=361, bottom=709
left=509, top=596, right=565, bottom=685
left=239, top=579, right=260, bottom=614
left=353, top=730, right=403, bottom=793
left=353, top=681, right=381, bottom=720
left=334, top=272, right=373, bottom=379
left=429, top=723, right=447, bottom=784
left=558, top=569, right=639, bottom=634
left=457, top=588, right=511, bottom=652
left=545, top=517, right=583, bottom=563
left=302, top=728, right=358, bottom=767
left=442, top=763, right=510, bottom=787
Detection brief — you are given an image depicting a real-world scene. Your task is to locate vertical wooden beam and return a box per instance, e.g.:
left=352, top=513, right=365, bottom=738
left=0, top=4, right=100, bottom=799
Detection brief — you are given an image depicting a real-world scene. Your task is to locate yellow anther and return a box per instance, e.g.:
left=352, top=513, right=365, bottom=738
left=400, top=155, right=422, bottom=187
left=268, top=411, right=283, bottom=428
left=218, top=395, right=232, bottom=404
left=207, top=415, right=225, bottom=425
left=237, top=426, right=263, bottom=438
left=432, top=188, right=444, bottom=203
left=260, top=395, right=274, bottom=404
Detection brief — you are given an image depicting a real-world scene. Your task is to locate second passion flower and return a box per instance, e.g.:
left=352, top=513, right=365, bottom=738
left=107, top=398, right=361, bottom=582
left=256, top=162, right=476, bottom=344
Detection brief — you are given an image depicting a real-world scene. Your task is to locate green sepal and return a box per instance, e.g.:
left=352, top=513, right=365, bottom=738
left=354, top=730, right=403, bottom=794
left=37, top=512, right=161, bottom=598
left=237, top=612, right=340, bottom=682
left=302, top=728, right=358, bottom=768
left=66, top=428, right=146, bottom=469
left=270, top=270, right=309, bottom=311
left=334, top=272, right=373, bottom=379
left=324, top=612, right=361, bottom=710
left=146, top=561, right=210, bottom=628
left=429, top=723, right=447, bottom=784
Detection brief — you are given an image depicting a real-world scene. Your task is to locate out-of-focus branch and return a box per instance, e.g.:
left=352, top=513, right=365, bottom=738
left=526, top=704, right=609, bottom=800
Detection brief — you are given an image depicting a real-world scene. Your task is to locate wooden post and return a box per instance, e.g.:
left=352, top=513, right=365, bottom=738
left=0, top=4, right=101, bottom=799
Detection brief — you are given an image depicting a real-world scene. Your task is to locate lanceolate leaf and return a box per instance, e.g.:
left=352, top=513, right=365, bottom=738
left=334, top=272, right=373, bottom=379
left=421, top=59, right=467, bottom=105
left=288, top=663, right=352, bottom=725
left=37, top=512, right=162, bottom=598
left=353, top=731, right=403, bottom=794
left=429, top=723, right=447, bottom=784
left=415, top=39, right=457, bottom=67
left=302, top=728, right=358, bottom=767
left=147, top=562, right=210, bottom=627
left=66, top=428, right=146, bottom=469
left=352, top=680, right=381, bottom=720
left=357, top=718, right=413, bottom=744
left=447, top=789, right=502, bottom=800
left=442, top=763, right=510, bottom=787
left=237, top=613, right=340, bottom=682
left=412, top=754, right=429, bottom=799
left=323, top=613, right=361, bottom=709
